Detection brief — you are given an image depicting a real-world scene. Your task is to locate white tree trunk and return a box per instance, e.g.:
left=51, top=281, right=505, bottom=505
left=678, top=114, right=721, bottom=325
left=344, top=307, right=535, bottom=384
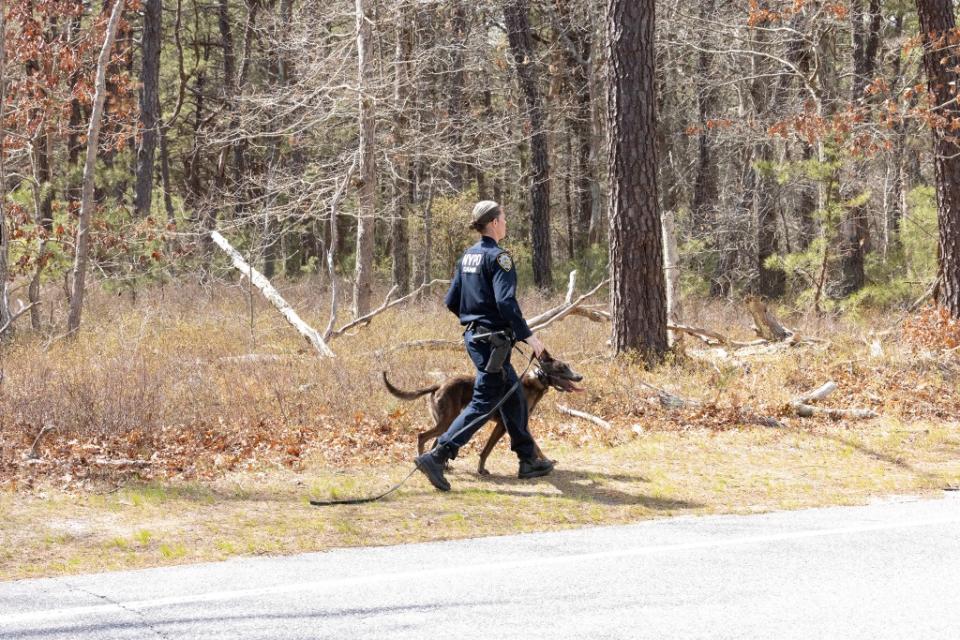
left=662, top=209, right=680, bottom=322
left=67, top=3, right=125, bottom=334
left=211, top=231, right=335, bottom=357
left=352, top=0, right=377, bottom=317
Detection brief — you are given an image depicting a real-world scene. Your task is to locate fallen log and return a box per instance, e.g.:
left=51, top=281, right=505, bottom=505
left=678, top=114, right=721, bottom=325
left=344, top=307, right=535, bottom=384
left=791, top=404, right=878, bottom=420
left=796, top=380, right=837, bottom=404
left=557, top=404, right=611, bottom=430
left=789, top=380, right=877, bottom=419
left=91, top=458, right=159, bottom=467
left=638, top=380, right=697, bottom=409
left=211, top=230, right=335, bottom=357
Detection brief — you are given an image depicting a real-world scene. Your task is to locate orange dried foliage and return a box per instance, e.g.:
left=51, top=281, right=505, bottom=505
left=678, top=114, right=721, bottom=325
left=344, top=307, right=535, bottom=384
left=902, top=304, right=960, bottom=350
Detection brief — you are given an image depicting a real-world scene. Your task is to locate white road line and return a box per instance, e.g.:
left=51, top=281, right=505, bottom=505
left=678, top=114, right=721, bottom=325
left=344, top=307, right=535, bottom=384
left=5, top=514, right=960, bottom=627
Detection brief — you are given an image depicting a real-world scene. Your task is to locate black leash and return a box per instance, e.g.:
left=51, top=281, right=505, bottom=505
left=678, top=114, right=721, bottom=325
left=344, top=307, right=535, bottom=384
left=309, top=343, right=537, bottom=507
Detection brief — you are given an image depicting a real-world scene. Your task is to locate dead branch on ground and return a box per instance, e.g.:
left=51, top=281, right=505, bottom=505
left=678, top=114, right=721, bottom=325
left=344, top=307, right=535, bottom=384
left=789, top=380, right=878, bottom=420
left=557, top=404, right=611, bottom=430
left=638, top=380, right=698, bottom=409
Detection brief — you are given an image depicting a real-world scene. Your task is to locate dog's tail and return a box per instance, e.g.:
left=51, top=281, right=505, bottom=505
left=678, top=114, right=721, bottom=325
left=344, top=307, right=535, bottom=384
left=381, top=371, right=440, bottom=401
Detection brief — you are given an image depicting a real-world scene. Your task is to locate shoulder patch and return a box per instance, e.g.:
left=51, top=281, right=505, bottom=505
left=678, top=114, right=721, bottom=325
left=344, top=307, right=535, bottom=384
left=496, top=252, right=514, bottom=272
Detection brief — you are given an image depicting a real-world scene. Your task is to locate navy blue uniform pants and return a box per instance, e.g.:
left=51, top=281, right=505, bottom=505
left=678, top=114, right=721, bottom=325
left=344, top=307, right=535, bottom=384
left=437, top=330, right=536, bottom=460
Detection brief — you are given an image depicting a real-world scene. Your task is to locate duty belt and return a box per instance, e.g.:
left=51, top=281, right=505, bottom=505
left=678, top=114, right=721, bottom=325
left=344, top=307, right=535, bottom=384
left=467, top=324, right=515, bottom=374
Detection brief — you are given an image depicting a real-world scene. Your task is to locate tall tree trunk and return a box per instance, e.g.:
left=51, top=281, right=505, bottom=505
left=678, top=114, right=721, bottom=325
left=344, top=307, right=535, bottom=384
left=886, top=11, right=908, bottom=252
left=215, top=0, right=236, bottom=200
left=353, top=0, right=377, bottom=316
left=606, top=0, right=667, bottom=359
left=0, top=6, right=10, bottom=335
left=917, top=0, right=960, bottom=315
left=756, top=143, right=784, bottom=297
left=750, top=13, right=785, bottom=298
left=836, top=0, right=882, bottom=296
left=690, top=0, right=719, bottom=239
left=134, top=0, right=162, bottom=216
left=67, top=1, right=125, bottom=334
left=554, top=0, right=595, bottom=257
left=797, top=143, right=818, bottom=249
left=504, top=0, right=553, bottom=289
left=28, top=129, right=53, bottom=331
left=446, top=2, right=467, bottom=191
left=66, top=2, right=85, bottom=208
left=422, top=176, right=434, bottom=285
left=261, top=0, right=291, bottom=279
left=391, top=13, right=413, bottom=295
left=159, top=129, right=175, bottom=221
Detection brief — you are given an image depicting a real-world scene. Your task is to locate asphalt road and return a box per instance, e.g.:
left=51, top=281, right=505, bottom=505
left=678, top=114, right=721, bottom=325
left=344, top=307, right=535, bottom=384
left=3, top=492, right=960, bottom=639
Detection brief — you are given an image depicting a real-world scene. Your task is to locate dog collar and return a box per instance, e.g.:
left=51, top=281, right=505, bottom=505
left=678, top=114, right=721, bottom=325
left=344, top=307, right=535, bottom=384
left=534, top=367, right=549, bottom=387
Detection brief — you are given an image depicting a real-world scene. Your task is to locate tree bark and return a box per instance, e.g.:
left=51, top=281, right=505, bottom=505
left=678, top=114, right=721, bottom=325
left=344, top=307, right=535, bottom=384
left=261, top=0, right=291, bottom=279
left=134, top=0, right=162, bottom=217
left=836, top=0, right=882, bottom=296
left=606, top=0, right=668, bottom=359
left=353, top=0, right=377, bottom=316
left=28, top=129, right=53, bottom=331
left=0, top=6, right=10, bottom=336
left=554, top=0, right=595, bottom=257
left=690, top=0, right=719, bottom=239
left=446, top=2, right=468, bottom=191
left=504, top=0, right=553, bottom=289
left=917, top=0, right=960, bottom=315
left=750, top=14, right=784, bottom=298
left=67, top=1, right=125, bottom=334
left=391, top=13, right=413, bottom=295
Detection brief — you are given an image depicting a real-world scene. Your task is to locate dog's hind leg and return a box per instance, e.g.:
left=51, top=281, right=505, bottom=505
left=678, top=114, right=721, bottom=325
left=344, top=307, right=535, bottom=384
left=477, top=420, right=506, bottom=475
left=417, top=425, right=445, bottom=455
left=533, top=442, right=554, bottom=464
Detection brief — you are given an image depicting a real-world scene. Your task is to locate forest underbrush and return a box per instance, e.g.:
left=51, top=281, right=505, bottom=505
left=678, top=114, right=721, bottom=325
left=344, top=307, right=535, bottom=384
left=1, top=275, right=957, bottom=491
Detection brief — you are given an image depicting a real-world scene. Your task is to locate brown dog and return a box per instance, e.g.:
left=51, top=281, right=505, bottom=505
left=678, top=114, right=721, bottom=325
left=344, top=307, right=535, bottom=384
left=382, top=352, right=583, bottom=475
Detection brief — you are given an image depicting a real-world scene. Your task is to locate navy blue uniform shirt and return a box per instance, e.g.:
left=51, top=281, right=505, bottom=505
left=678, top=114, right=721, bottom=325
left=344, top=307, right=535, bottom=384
left=444, top=236, right=533, bottom=341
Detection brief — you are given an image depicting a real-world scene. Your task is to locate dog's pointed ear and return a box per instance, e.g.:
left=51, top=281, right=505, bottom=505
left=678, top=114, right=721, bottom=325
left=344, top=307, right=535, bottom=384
left=538, top=349, right=553, bottom=363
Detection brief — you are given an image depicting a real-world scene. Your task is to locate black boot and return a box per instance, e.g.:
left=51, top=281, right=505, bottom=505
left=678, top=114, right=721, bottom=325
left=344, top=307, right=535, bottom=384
left=415, top=444, right=454, bottom=492
left=518, top=457, right=555, bottom=479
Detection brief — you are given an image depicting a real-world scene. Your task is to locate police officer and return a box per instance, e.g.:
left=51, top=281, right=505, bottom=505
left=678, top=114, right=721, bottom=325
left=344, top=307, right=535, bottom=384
left=414, top=200, right=554, bottom=492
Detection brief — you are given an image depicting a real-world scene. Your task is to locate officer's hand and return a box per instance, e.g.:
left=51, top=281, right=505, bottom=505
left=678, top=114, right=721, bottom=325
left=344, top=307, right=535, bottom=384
left=526, top=334, right=546, bottom=359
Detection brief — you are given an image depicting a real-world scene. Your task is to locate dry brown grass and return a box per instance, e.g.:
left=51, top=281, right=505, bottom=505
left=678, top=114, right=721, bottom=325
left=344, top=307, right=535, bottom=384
left=1, top=277, right=958, bottom=488
left=1, top=276, right=959, bottom=579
